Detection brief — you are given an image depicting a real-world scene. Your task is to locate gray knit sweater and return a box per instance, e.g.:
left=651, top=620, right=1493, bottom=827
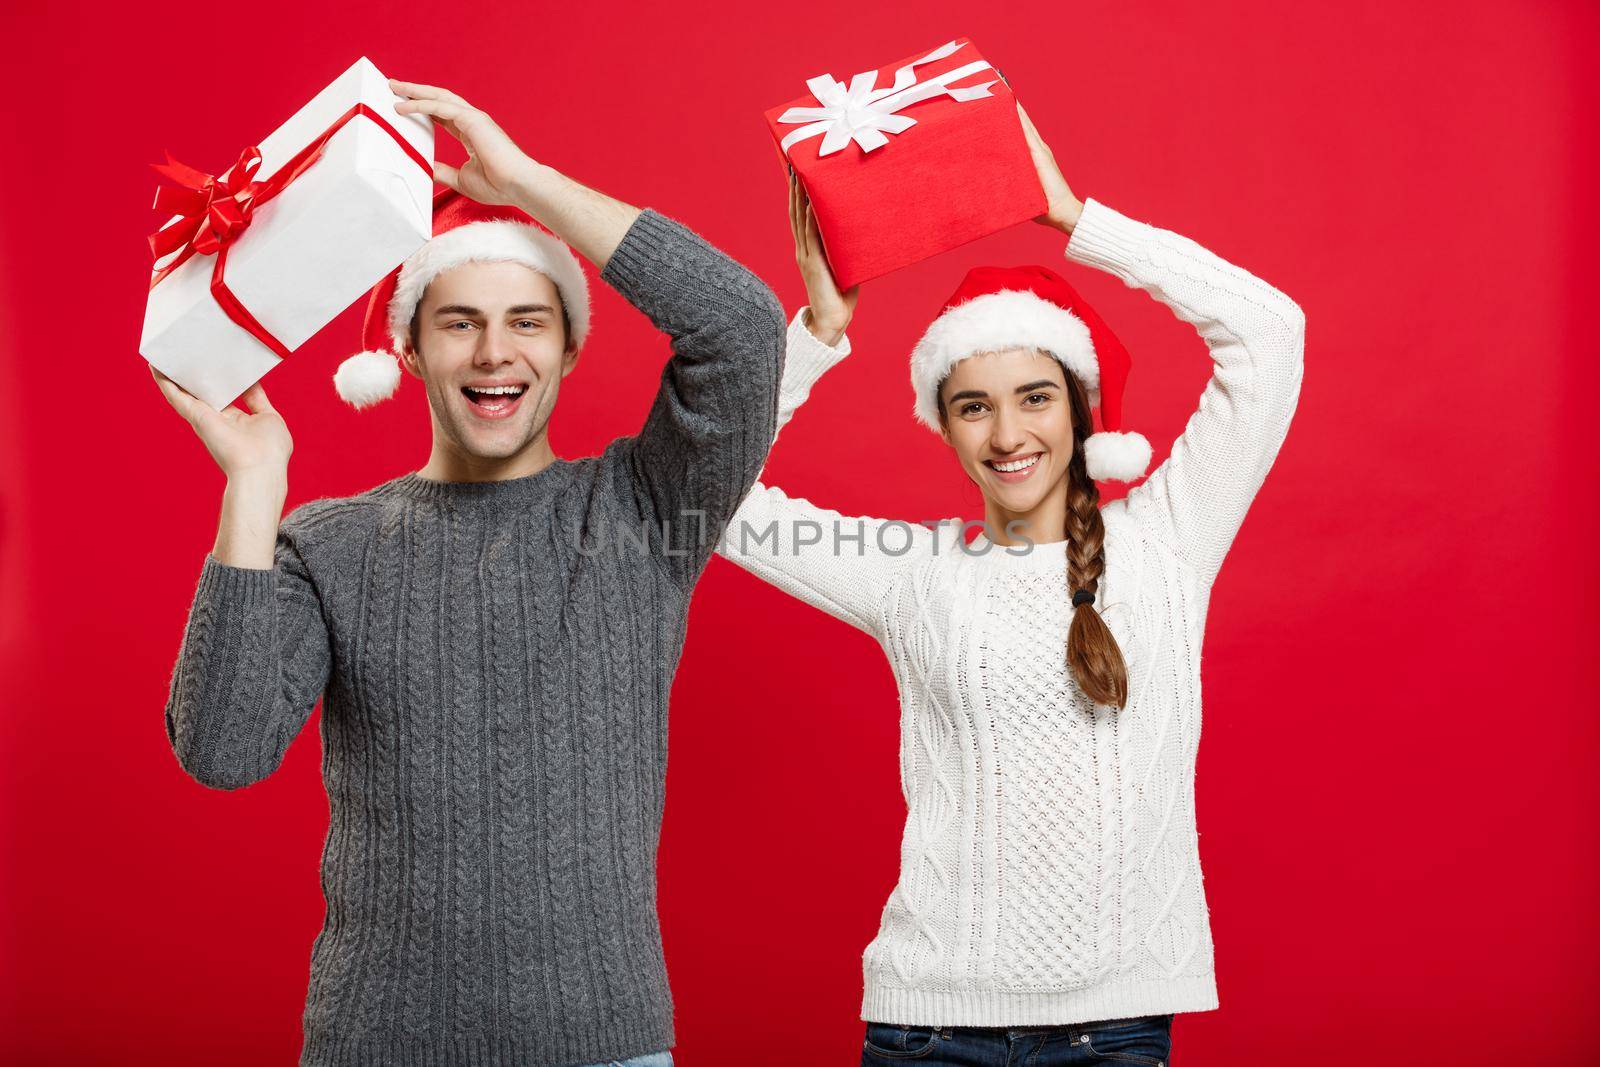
left=163, top=209, right=785, bottom=1067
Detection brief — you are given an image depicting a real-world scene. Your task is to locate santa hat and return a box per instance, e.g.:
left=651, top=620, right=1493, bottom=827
left=909, top=264, right=1152, bottom=483
left=333, top=187, right=592, bottom=408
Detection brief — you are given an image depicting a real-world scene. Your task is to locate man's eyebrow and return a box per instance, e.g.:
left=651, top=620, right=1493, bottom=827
left=946, top=388, right=989, bottom=404
left=431, top=303, right=557, bottom=318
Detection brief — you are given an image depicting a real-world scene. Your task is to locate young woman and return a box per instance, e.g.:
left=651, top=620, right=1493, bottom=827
left=719, top=107, right=1305, bottom=1067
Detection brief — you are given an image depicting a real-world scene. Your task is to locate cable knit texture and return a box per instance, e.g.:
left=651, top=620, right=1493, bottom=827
left=163, top=208, right=786, bottom=1067
left=718, top=198, right=1305, bottom=1026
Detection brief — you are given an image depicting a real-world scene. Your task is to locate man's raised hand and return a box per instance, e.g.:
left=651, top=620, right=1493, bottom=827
left=390, top=78, right=537, bottom=207
left=151, top=366, right=292, bottom=481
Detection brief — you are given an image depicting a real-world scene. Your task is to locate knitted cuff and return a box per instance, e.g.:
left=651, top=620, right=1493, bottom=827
left=597, top=208, right=678, bottom=291
left=196, top=552, right=278, bottom=611
left=1063, top=197, right=1152, bottom=281
left=780, top=307, right=852, bottom=401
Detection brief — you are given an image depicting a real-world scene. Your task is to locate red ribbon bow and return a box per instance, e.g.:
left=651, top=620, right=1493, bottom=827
left=147, top=146, right=268, bottom=265
left=146, top=102, right=432, bottom=361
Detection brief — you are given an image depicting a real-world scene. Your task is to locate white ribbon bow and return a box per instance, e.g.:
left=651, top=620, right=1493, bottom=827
left=777, top=40, right=998, bottom=158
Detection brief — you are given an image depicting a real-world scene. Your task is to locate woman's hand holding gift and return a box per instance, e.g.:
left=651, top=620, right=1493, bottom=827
left=1016, top=103, right=1085, bottom=236
left=789, top=171, right=858, bottom=347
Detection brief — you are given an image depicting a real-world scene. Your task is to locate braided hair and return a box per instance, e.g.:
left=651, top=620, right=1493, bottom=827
left=1059, top=368, right=1129, bottom=708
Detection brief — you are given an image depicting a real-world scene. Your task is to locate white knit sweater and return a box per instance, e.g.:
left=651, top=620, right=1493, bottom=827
left=716, top=197, right=1305, bottom=1026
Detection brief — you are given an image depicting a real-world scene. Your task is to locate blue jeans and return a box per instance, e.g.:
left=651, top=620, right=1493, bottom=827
left=575, top=1053, right=673, bottom=1067
left=861, top=1014, right=1173, bottom=1066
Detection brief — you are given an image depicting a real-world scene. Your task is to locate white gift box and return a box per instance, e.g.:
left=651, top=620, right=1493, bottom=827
left=140, top=56, right=434, bottom=410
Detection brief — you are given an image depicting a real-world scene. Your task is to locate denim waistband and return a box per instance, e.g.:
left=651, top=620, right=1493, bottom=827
left=874, top=1013, right=1175, bottom=1038
left=993, top=1013, right=1175, bottom=1037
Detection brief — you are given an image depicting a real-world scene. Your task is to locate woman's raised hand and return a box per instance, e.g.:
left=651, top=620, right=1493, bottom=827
left=151, top=367, right=293, bottom=481
left=789, top=170, right=858, bottom=347
left=390, top=78, right=537, bottom=207
left=1016, top=103, right=1085, bottom=235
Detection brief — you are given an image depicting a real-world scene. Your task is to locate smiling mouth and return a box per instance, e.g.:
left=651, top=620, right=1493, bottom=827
left=461, top=384, right=528, bottom=419
left=985, top=451, right=1044, bottom=481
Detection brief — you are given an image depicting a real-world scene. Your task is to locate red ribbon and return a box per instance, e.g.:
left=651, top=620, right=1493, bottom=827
left=148, top=102, right=432, bottom=359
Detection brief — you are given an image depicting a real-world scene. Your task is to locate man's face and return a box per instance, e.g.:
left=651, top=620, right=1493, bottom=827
left=402, top=260, right=576, bottom=461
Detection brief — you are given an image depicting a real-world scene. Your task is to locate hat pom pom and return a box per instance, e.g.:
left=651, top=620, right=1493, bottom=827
left=1084, top=431, right=1152, bottom=483
left=333, top=351, right=401, bottom=409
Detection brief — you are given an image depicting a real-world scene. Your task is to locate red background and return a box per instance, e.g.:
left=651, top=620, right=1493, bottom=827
left=3, top=1, right=1597, bottom=1064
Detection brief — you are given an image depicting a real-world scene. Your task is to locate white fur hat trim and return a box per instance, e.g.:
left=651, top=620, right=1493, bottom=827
left=388, top=220, right=591, bottom=352
left=910, top=289, right=1100, bottom=431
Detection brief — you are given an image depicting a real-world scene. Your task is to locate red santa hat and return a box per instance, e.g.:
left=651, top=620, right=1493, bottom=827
left=333, top=187, right=592, bottom=408
left=909, top=263, right=1151, bottom=483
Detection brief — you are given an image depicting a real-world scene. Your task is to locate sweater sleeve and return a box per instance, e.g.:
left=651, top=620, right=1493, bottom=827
left=1067, top=197, right=1306, bottom=589
left=162, top=515, right=333, bottom=791
left=601, top=209, right=788, bottom=593
left=716, top=309, right=934, bottom=641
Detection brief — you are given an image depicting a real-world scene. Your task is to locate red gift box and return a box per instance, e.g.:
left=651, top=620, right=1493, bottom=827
left=764, top=38, right=1047, bottom=289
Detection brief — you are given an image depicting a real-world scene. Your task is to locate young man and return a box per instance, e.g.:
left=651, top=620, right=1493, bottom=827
left=153, top=78, right=785, bottom=1067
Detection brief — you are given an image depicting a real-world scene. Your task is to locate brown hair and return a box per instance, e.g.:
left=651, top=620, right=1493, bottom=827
left=938, top=363, right=1130, bottom=709
left=1057, top=368, right=1129, bottom=709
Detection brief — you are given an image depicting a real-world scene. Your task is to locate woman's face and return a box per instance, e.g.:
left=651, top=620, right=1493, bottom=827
left=938, top=347, right=1076, bottom=515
